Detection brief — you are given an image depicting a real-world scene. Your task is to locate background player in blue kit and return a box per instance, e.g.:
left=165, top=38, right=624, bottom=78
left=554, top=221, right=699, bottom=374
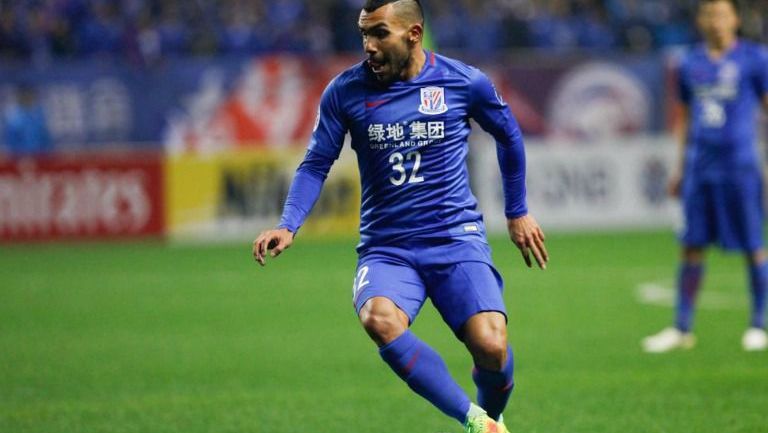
left=253, top=0, right=547, bottom=431
left=643, top=0, right=768, bottom=353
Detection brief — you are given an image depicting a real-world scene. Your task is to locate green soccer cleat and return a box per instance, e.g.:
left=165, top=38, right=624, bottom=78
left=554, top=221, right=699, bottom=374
left=464, top=413, right=502, bottom=433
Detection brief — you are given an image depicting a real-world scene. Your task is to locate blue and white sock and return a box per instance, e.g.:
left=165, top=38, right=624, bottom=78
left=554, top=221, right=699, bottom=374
left=675, top=263, right=703, bottom=332
left=472, top=345, right=514, bottom=421
left=379, top=330, right=471, bottom=423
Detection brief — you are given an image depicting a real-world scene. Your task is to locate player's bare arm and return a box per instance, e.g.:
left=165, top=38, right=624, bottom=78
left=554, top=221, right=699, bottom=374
left=253, top=228, right=294, bottom=266
left=507, top=214, right=547, bottom=270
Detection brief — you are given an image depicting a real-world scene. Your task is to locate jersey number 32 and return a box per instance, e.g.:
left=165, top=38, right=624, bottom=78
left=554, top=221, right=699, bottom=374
left=389, top=150, right=425, bottom=186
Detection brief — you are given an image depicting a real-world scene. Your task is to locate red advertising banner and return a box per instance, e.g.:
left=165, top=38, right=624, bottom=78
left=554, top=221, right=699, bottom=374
left=0, top=154, right=164, bottom=242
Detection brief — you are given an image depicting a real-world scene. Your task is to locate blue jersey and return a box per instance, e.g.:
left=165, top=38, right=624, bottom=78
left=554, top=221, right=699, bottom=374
left=279, top=51, right=527, bottom=250
left=678, top=40, right=768, bottom=182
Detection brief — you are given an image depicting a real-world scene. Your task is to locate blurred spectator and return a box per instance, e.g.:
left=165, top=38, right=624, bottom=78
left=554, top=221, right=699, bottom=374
left=3, top=85, right=52, bottom=157
left=0, top=6, right=31, bottom=59
left=157, top=1, right=190, bottom=55
left=0, top=0, right=766, bottom=62
left=217, top=0, right=265, bottom=55
left=528, top=0, right=580, bottom=52
left=76, top=2, right=124, bottom=57
left=573, top=0, right=617, bottom=51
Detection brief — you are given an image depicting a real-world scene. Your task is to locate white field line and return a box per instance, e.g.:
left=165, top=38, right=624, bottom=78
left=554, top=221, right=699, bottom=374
left=636, top=281, right=745, bottom=310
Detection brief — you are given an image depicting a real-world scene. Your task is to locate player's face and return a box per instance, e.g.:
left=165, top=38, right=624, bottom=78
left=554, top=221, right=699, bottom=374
left=359, top=5, right=414, bottom=84
left=697, top=1, right=740, bottom=47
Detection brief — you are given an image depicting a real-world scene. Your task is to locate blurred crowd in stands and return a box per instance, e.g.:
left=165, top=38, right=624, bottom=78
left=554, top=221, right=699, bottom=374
left=1, top=0, right=767, bottom=64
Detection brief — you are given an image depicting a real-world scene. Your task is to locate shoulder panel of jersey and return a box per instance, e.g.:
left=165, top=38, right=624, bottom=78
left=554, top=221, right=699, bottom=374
left=429, top=52, right=480, bottom=82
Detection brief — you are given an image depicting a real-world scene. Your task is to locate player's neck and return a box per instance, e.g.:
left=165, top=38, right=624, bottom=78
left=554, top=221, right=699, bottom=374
left=401, top=48, right=427, bottom=81
left=706, top=36, right=737, bottom=60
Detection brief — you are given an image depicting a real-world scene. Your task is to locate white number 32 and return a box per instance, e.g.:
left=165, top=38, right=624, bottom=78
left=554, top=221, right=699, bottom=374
left=389, top=150, right=425, bottom=186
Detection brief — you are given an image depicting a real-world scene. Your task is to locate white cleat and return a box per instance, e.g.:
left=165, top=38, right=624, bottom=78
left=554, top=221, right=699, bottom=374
left=742, top=328, right=768, bottom=351
left=642, top=327, right=696, bottom=353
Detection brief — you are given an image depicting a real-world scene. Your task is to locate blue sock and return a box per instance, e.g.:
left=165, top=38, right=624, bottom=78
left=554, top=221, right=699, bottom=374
left=675, top=263, right=703, bottom=332
left=379, top=330, right=471, bottom=423
left=748, top=262, right=768, bottom=329
left=472, top=345, right=514, bottom=421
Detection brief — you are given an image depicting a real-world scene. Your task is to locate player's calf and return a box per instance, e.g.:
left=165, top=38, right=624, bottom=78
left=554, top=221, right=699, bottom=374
left=463, top=312, right=514, bottom=421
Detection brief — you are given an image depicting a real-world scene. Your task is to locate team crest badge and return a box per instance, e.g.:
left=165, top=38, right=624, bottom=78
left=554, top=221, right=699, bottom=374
left=418, top=86, right=448, bottom=115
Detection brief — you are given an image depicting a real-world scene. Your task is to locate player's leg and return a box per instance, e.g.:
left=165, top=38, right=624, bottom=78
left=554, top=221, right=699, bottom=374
left=746, top=249, right=767, bottom=330
left=675, top=246, right=706, bottom=333
left=743, top=249, right=768, bottom=350
left=642, top=246, right=704, bottom=353
left=643, top=180, right=710, bottom=352
left=674, top=180, right=714, bottom=334
left=463, top=311, right=514, bottom=422
left=353, top=253, right=473, bottom=423
left=422, top=242, right=512, bottom=423
left=725, top=174, right=768, bottom=350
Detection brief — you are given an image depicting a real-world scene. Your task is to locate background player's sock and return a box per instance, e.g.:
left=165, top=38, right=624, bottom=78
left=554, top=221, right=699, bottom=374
left=675, top=263, right=703, bottom=332
left=379, top=330, right=471, bottom=423
left=472, top=345, right=514, bottom=421
left=748, top=261, right=768, bottom=329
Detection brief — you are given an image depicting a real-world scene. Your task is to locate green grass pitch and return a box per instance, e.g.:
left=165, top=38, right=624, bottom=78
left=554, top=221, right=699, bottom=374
left=1, top=231, right=766, bottom=433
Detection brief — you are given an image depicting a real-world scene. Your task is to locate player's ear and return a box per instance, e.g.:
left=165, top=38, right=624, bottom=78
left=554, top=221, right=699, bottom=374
left=407, top=23, right=423, bottom=45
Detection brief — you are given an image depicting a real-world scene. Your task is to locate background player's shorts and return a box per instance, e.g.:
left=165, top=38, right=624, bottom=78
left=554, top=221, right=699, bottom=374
left=352, top=236, right=505, bottom=338
left=680, top=173, right=764, bottom=252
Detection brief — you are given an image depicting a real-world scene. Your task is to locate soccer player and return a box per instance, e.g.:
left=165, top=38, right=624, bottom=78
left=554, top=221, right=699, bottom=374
left=642, top=0, right=768, bottom=353
left=253, top=0, right=548, bottom=431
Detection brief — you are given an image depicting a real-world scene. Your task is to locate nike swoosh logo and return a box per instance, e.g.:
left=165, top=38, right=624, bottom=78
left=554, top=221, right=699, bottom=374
left=365, top=99, right=390, bottom=109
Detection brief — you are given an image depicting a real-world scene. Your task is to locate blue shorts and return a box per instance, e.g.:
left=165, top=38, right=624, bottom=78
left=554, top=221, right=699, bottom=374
left=680, top=173, right=764, bottom=252
left=352, top=236, right=506, bottom=338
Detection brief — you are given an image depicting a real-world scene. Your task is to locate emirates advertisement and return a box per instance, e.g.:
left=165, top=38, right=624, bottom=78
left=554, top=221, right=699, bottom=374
left=0, top=155, right=164, bottom=241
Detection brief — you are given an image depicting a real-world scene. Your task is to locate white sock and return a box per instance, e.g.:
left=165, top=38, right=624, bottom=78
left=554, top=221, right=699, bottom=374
left=466, top=402, right=486, bottom=419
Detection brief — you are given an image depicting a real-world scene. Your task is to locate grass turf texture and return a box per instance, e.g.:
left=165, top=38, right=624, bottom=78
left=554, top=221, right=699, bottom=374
left=1, top=231, right=766, bottom=433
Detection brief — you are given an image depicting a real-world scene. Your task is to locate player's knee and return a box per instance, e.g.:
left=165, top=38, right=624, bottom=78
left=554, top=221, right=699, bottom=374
left=467, top=327, right=508, bottom=371
left=359, top=299, right=408, bottom=346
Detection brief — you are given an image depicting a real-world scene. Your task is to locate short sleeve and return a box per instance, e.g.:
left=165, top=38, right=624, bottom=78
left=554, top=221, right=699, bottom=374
left=307, top=78, right=348, bottom=160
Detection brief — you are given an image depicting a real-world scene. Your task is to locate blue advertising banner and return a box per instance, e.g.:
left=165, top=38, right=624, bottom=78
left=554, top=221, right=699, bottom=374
left=0, top=54, right=669, bottom=152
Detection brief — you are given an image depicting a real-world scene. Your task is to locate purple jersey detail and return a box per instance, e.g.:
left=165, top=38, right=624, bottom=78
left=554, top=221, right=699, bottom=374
left=677, top=40, right=768, bottom=181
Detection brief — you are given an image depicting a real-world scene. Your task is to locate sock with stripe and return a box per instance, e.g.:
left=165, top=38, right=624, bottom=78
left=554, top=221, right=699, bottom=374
left=472, top=345, right=514, bottom=421
left=379, top=330, right=471, bottom=423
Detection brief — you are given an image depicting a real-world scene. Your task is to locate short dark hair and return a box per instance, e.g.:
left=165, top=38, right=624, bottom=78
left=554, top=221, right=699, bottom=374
left=363, top=0, right=424, bottom=24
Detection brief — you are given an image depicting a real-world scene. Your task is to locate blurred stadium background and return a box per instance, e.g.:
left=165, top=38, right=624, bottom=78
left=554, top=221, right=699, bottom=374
left=2, top=1, right=768, bottom=433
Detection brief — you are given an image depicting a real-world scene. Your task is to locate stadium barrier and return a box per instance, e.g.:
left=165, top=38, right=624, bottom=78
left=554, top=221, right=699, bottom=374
left=472, top=134, right=679, bottom=232
left=165, top=147, right=360, bottom=240
left=0, top=136, right=681, bottom=243
left=0, top=152, right=165, bottom=242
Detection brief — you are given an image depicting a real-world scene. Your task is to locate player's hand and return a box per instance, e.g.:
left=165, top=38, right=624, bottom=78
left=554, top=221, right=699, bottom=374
left=667, top=172, right=683, bottom=198
left=507, top=214, right=548, bottom=270
left=253, top=228, right=294, bottom=267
